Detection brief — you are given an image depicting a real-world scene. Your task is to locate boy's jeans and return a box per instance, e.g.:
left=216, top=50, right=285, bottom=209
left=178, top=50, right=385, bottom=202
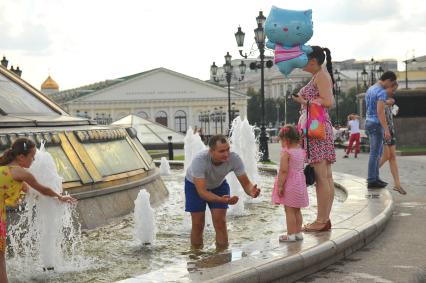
left=365, top=120, right=384, bottom=183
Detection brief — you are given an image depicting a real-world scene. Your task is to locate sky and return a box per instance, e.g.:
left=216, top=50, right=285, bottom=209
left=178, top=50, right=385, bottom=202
left=1, top=0, right=425, bottom=90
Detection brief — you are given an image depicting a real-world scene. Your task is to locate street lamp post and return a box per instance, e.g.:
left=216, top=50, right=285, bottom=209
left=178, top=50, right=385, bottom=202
left=334, top=69, right=341, bottom=125
left=368, top=58, right=384, bottom=86
left=211, top=53, right=246, bottom=132
left=362, top=59, right=384, bottom=88
left=231, top=102, right=236, bottom=121
left=234, top=11, right=274, bottom=162
left=370, top=58, right=376, bottom=86
left=404, top=56, right=417, bottom=89
left=336, top=74, right=341, bottom=125
left=361, top=68, right=368, bottom=90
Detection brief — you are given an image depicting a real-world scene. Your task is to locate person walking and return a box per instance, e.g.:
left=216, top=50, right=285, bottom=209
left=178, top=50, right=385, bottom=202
left=344, top=114, right=361, bottom=158
left=364, top=71, right=397, bottom=189
left=379, top=82, right=407, bottom=195
left=292, top=46, right=336, bottom=232
left=184, top=134, right=260, bottom=250
left=272, top=125, right=308, bottom=242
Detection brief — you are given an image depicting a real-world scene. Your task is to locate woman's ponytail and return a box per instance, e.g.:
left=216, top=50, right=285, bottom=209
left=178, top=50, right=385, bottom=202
left=0, top=149, right=15, bottom=166
left=323, top=47, right=335, bottom=94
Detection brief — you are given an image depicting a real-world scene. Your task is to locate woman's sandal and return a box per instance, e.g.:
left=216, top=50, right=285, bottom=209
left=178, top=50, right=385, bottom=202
left=393, top=186, right=407, bottom=195
left=302, top=220, right=331, bottom=232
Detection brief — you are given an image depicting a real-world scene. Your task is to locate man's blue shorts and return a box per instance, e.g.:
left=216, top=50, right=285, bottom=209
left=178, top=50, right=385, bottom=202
left=184, top=178, right=230, bottom=212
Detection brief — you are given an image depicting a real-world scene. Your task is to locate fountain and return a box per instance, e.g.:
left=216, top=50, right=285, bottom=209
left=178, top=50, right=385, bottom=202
left=159, top=157, right=171, bottom=176
left=220, top=117, right=260, bottom=215
left=183, top=126, right=206, bottom=172
left=182, top=127, right=213, bottom=229
left=7, top=144, right=85, bottom=278
left=0, top=64, right=168, bottom=230
left=6, top=125, right=344, bottom=282
left=0, top=63, right=354, bottom=282
left=133, top=190, right=156, bottom=245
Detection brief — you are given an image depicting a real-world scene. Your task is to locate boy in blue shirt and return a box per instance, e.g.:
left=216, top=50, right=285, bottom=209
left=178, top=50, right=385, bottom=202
left=365, top=71, right=396, bottom=188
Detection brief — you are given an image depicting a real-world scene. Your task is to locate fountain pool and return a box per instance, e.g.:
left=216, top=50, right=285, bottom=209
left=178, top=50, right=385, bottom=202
left=8, top=168, right=345, bottom=282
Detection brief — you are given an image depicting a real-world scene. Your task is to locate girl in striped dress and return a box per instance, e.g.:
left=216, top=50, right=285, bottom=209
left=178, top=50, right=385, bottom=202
left=272, top=125, right=308, bottom=242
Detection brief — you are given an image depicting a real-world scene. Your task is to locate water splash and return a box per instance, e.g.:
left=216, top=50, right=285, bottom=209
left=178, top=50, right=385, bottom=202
left=183, top=126, right=206, bottom=173
left=182, top=126, right=212, bottom=229
left=7, top=143, right=85, bottom=278
left=134, top=190, right=156, bottom=245
left=227, top=117, right=261, bottom=216
left=159, top=157, right=171, bottom=176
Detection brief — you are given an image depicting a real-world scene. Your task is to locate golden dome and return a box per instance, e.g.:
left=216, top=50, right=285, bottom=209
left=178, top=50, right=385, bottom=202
left=41, top=75, right=59, bottom=90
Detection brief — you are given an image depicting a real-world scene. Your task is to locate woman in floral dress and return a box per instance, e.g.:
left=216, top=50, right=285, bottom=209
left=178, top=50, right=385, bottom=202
left=292, top=46, right=336, bottom=232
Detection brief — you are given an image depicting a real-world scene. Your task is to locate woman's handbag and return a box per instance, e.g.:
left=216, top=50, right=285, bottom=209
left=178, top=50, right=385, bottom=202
left=304, top=101, right=316, bottom=186
left=306, top=101, right=326, bottom=140
left=304, top=164, right=315, bottom=186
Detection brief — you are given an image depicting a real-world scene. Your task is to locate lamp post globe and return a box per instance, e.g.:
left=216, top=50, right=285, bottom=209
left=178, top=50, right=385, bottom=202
left=211, top=52, right=246, bottom=133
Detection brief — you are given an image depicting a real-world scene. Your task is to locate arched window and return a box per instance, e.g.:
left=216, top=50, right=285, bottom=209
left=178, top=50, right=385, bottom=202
left=155, top=111, right=168, bottom=127
left=137, top=111, right=149, bottom=119
left=174, top=110, right=187, bottom=133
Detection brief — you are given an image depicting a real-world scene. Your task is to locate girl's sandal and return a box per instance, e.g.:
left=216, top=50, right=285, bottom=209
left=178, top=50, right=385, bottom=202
left=279, top=234, right=296, bottom=242
left=393, top=186, right=407, bottom=195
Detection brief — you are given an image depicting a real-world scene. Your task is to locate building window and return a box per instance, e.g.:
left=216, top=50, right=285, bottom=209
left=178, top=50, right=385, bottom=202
left=155, top=111, right=168, bottom=127
left=174, top=110, right=187, bottom=133
left=137, top=111, right=149, bottom=119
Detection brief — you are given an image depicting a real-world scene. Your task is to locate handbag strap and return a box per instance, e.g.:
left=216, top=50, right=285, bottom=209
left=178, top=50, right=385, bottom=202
left=306, top=101, right=310, bottom=161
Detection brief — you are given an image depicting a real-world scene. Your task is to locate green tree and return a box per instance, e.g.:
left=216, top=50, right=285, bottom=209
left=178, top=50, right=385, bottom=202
left=330, top=87, right=358, bottom=126
left=246, top=87, right=261, bottom=125
left=246, top=81, right=309, bottom=128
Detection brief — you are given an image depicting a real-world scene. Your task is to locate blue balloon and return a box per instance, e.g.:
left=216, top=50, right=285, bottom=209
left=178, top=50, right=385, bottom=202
left=265, top=6, right=314, bottom=76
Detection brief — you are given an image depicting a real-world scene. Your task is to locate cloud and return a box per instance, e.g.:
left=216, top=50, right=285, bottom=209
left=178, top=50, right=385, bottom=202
left=315, top=0, right=401, bottom=24
left=0, top=21, right=51, bottom=55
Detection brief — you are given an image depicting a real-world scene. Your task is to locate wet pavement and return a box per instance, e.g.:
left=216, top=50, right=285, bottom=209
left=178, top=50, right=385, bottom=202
left=118, top=144, right=406, bottom=282
left=268, top=144, right=426, bottom=283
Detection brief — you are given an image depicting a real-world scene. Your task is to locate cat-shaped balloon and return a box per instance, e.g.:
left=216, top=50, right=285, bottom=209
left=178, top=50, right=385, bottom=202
left=265, top=6, right=314, bottom=76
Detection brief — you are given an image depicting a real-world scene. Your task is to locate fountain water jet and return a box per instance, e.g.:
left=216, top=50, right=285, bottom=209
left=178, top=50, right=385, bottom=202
left=133, top=190, right=156, bottom=245
left=183, top=126, right=206, bottom=173
left=227, top=117, right=261, bottom=215
left=159, top=157, right=171, bottom=176
left=182, top=127, right=213, bottom=229
left=7, top=143, right=84, bottom=276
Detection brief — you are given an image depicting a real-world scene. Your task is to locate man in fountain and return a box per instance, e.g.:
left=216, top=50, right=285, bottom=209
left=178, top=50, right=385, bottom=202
left=185, top=134, right=261, bottom=250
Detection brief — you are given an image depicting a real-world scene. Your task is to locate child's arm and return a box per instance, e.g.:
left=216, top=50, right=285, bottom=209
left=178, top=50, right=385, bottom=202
left=277, top=151, right=290, bottom=196
left=12, top=168, right=76, bottom=203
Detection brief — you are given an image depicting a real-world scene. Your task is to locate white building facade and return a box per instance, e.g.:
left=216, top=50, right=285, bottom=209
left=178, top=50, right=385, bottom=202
left=50, top=68, right=248, bottom=135
left=210, top=57, right=312, bottom=100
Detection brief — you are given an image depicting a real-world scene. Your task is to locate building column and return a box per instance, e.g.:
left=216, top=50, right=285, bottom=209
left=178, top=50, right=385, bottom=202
left=168, top=106, right=173, bottom=130
left=187, top=103, right=193, bottom=132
